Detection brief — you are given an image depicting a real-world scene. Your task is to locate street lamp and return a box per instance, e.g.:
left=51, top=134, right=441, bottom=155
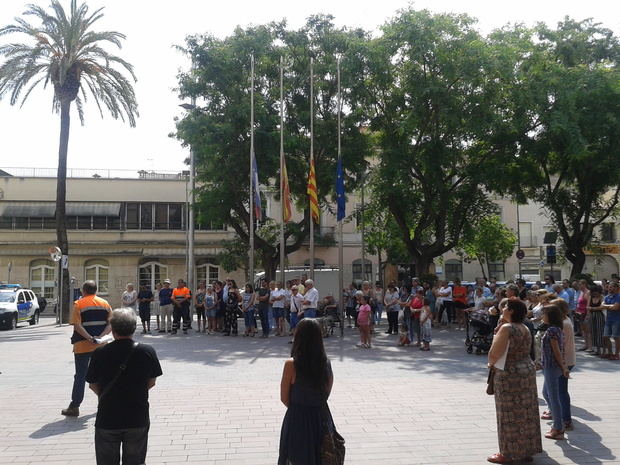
left=179, top=102, right=197, bottom=294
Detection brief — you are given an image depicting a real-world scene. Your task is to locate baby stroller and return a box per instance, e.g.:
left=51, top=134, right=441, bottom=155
left=465, top=308, right=494, bottom=355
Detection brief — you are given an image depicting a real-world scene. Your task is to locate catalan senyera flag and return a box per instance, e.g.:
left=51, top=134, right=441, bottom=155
left=281, top=158, right=292, bottom=223
left=307, top=159, right=319, bottom=223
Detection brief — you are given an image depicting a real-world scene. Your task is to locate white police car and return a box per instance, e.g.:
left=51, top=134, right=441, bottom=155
left=0, top=287, right=40, bottom=330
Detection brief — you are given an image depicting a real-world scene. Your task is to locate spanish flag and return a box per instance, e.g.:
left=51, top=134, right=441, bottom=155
left=281, top=158, right=292, bottom=223
left=307, top=159, right=319, bottom=223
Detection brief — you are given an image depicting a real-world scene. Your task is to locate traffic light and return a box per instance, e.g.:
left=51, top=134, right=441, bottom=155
left=546, top=245, right=556, bottom=264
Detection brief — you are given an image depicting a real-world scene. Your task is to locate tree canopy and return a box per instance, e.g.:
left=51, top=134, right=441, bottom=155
left=175, top=16, right=370, bottom=279
left=487, top=18, right=620, bottom=277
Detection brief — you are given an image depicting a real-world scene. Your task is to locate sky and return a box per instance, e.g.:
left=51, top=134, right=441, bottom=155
left=0, top=0, right=618, bottom=174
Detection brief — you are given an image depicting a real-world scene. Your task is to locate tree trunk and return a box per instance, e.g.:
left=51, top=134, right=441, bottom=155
left=414, top=256, right=431, bottom=276
left=261, top=252, right=278, bottom=283
left=568, top=248, right=586, bottom=278
left=56, top=100, right=71, bottom=323
left=477, top=256, right=488, bottom=281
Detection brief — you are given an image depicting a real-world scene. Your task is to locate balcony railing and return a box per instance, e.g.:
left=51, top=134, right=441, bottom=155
left=1, top=167, right=187, bottom=180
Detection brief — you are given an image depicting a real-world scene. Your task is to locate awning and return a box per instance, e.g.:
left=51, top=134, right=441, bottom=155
left=0, top=201, right=121, bottom=217
left=0, top=202, right=55, bottom=217
left=66, top=202, right=121, bottom=216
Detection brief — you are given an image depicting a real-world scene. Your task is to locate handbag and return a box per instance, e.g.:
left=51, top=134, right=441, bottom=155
left=486, top=366, right=495, bottom=395
left=320, top=404, right=345, bottom=465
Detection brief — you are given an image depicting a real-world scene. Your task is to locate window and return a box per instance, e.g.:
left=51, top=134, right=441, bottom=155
left=445, top=259, right=463, bottom=282
left=138, top=262, right=168, bottom=291
left=519, top=222, right=534, bottom=247
left=197, top=263, right=220, bottom=285
left=155, top=204, right=169, bottom=229
left=30, top=259, right=56, bottom=299
left=168, top=204, right=183, bottom=230
left=488, top=262, right=506, bottom=281
left=303, top=258, right=326, bottom=268
left=352, top=259, right=372, bottom=281
left=140, top=203, right=153, bottom=230
left=85, top=259, right=110, bottom=295
left=126, top=203, right=139, bottom=229
left=601, top=223, right=616, bottom=243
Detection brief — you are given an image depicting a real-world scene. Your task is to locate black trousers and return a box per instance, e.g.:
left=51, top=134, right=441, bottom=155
left=387, top=311, right=399, bottom=333
left=223, top=307, right=238, bottom=334
left=95, top=426, right=149, bottom=465
left=439, top=301, right=455, bottom=323
left=258, top=307, right=270, bottom=336
left=172, top=303, right=190, bottom=331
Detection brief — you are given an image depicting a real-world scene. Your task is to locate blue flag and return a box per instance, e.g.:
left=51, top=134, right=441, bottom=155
left=252, top=154, right=262, bottom=222
left=336, top=157, right=345, bottom=221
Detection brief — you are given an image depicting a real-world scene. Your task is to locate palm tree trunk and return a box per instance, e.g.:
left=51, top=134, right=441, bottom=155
left=56, top=100, right=71, bottom=323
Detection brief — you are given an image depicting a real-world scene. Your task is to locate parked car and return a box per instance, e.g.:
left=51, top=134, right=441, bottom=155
left=0, top=288, right=40, bottom=330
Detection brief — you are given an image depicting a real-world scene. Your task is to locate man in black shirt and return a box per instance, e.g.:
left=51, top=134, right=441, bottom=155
left=257, top=279, right=271, bottom=338
left=86, top=308, right=163, bottom=465
left=137, top=285, right=154, bottom=334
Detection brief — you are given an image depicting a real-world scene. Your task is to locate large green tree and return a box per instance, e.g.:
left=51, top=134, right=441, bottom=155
left=0, top=0, right=138, bottom=319
left=358, top=9, right=502, bottom=274
left=175, top=16, right=369, bottom=280
left=459, top=215, right=517, bottom=280
left=488, top=19, right=620, bottom=277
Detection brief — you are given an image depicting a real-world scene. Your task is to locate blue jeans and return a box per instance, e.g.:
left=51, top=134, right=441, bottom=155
left=375, top=305, right=383, bottom=324
left=558, top=365, right=574, bottom=423
left=258, top=307, right=270, bottom=336
left=71, top=352, right=92, bottom=408
left=303, top=308, right=317, bottom=318
left=408, top=316, right=420, bottom=343
left=543, top=366, right=564, bottom=431
left=289, top=312, right=298, bottom=330
left=244, top=308, right=256, bottom=329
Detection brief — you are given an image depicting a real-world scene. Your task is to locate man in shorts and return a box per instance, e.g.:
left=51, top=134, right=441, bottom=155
left=602, top=281, right=620, bottom=360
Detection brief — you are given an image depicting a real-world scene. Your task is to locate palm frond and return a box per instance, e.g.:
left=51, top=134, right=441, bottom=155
left=0, top=0, right=138, bottom=126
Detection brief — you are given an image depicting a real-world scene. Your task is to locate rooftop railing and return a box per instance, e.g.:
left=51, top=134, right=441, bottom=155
left=0, top=167, right=188, bottom=180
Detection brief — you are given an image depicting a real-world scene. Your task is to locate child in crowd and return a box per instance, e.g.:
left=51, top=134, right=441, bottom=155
left=420, top=298, right=432, bottom=351
left=398, top=310, right=410, bottom=346
left=357, top=295, right=372, bottom=348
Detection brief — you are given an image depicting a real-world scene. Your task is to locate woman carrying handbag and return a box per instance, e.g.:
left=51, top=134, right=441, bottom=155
left=278, top=319, right=344, bottom=465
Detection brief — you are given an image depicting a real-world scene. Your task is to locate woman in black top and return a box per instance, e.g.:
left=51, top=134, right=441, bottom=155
left=279, top=319, right=336, bottom=465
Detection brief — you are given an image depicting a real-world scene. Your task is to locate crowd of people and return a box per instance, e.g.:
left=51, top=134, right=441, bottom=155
left=114, top=273, right=620, bottom=360
left=483, top=276, right=620, bottom=464
left=117, top=275, right=321, bottom=343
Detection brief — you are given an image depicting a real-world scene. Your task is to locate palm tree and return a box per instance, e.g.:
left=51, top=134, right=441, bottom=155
left=0, top=0, right=138, bottom=321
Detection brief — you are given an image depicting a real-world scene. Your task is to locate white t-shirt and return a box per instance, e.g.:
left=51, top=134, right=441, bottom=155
left=122, top=290, right=138, bottom=309
left=303, top=287, right=319, bottom=309
left=439, top=286, right=453, bottom=302
left=270, top=289, right=285, bottom=308
left=290, top=293, right=304, bottom=313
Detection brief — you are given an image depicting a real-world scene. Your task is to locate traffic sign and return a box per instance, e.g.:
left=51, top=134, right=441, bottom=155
left=516, top=249, right=525, bottom=260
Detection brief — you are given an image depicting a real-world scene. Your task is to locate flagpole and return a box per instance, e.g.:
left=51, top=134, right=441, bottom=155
left=309, top=57, right=315, bottom=281
left=249, top=54, right=255, bottom=285
left=279, top=56, right=286, bottom=287
left=337, top=56, right=344, bottom=337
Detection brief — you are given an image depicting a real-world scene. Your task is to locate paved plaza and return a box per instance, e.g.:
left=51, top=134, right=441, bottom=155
left=1, top=314, right=618, bottom=465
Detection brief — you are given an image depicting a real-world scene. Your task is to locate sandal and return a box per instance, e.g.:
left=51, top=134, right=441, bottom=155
left=487, top=453, right=512, bottom=464
left=564, top=421, right=574, bottom=431
left=545, top=429, right=565, bottom=440
left=540, top=411, right=552, bottom=420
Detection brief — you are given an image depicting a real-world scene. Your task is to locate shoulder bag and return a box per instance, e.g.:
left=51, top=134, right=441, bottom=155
left=321, top=403, right=345, bottom=465
left=98, top=342, right=139, bottom=402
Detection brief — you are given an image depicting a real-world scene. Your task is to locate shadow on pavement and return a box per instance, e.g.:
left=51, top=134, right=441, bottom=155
left=29, top=413, right=96, bottom=439
left=555, top=420, right=617, bottom=464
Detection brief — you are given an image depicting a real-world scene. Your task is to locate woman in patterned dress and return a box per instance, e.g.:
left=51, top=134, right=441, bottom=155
left=487, top=299, right=542, bottom=463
